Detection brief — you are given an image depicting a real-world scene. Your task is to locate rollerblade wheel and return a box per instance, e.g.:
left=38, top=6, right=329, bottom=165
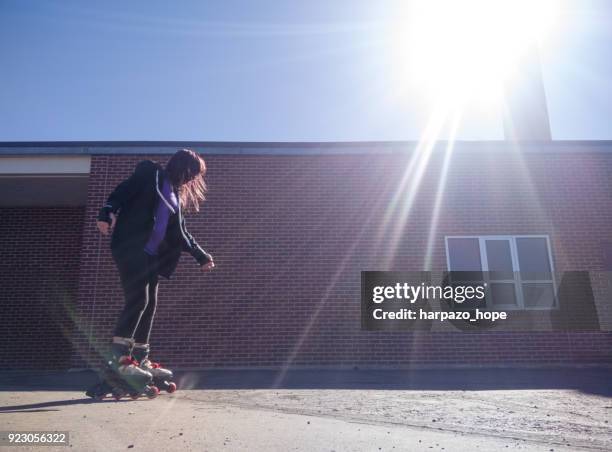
left=130, top=393, right=140, bottom=400
left=112, top=391, right=124, bottom=401
left=146, top=386, right=160, bottom=399
left=87, top=383, right=107, bottom=400
left=85, top=388, right=98, bottom=399
left=166, top=382, right=177, bottom=394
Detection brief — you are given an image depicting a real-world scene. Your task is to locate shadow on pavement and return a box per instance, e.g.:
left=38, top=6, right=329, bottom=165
left=1, top=367, right=611, bottom=398
left=0, top=398, right=101, bottom=413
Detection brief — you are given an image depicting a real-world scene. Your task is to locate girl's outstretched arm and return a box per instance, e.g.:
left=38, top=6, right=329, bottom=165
left=180, top=214, right=214, bottom=270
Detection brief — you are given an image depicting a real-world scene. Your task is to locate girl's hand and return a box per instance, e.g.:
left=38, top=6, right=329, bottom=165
left=201, top=260, right=215, bottom=272
left=97, top=213, right=117, bottom=235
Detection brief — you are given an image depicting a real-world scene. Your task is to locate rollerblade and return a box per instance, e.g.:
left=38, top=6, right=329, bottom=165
left=133, top=343, right=177, bottom=394
left=86, top=338, right=159, bottom=400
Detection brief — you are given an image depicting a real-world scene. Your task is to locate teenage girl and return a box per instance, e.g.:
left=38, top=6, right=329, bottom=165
left=96, top=149, right=215, bottom=384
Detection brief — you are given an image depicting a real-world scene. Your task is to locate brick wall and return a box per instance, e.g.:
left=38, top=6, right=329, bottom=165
left=71, top=149, right=612, bottom=369
left=0, top=207, right=84, bottom=370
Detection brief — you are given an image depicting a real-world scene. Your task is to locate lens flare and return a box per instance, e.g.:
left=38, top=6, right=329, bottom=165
left=390, top=0, right=560, bottom=108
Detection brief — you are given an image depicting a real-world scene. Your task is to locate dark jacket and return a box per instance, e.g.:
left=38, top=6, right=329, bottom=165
left=97, top=160, right=212, bottom=279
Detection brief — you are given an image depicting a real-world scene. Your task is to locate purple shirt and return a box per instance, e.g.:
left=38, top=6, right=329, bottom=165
left=144, top=178, right=178, bottom=256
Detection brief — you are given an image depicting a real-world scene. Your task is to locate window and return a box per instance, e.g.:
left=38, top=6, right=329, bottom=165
left=445, top=236, right=557, bottom=310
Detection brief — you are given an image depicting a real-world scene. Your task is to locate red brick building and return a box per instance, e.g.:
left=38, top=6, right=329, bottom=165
left=1, top=141, right=611, bottom=370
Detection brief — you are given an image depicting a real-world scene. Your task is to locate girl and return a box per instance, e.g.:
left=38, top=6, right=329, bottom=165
left=92, top=149, right=215, bottom=395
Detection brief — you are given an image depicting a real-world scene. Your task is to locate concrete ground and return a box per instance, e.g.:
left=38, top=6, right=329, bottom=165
left=1, top=368, right=611, bottom=451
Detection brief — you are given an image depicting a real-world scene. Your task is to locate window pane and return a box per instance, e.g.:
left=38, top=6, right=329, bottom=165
left=485, top=240, right=514, bottom=280
left=448, top=238, right=481, bottom=270
left=523, top=283, right=555, bottom=308
left=516, top=238, right=552, bottom=279
left=488, top=283, right=518, bottom=307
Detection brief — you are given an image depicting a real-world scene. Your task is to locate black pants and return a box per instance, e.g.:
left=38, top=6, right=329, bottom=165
left=112, top=248, right=159, bottom=344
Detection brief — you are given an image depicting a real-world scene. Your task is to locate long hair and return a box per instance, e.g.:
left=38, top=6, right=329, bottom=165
left=164, top=149, right=207, bottom=212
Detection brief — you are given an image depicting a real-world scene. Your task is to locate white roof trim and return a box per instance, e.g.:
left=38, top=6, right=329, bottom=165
left=0, top=156, right=91, bottom=175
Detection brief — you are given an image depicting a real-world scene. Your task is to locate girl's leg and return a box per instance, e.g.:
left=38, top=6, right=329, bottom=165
left=113, top=250, right=151, bottom=340
left=132, top=273, right=159, bottom=345
left=132, top=258, right=173, bottom=382
left=94, top=249, right=155, bottom=394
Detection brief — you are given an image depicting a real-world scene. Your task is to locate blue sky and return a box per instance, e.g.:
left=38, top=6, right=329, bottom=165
left=1, top=0, right=611, bottom=141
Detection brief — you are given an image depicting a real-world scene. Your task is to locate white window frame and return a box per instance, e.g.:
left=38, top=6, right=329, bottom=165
left=444, top=235, right=557, bottom=310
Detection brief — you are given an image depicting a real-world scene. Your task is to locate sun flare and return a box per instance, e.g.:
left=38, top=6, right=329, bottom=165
left=390, top=0, right=560, bottom=109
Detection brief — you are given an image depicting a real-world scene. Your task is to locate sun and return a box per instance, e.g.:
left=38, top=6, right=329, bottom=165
left=390, top=0, right=560, bottom=109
